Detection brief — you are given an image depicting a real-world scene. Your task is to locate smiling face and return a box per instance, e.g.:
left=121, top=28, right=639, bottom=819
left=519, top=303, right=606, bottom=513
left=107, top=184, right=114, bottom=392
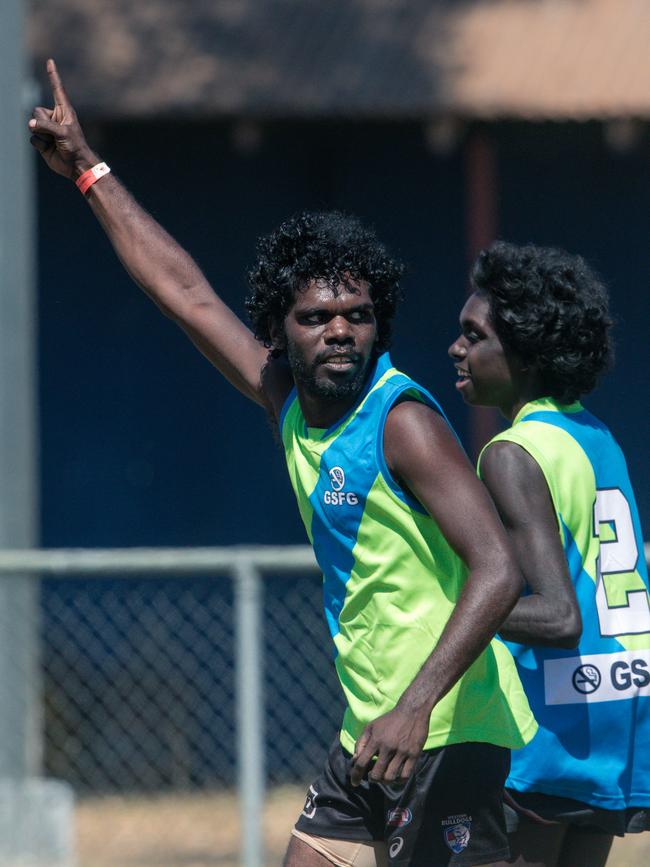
left=280, top=277, right=378, bottom=421
left=448, top=292, right=535, bottom=420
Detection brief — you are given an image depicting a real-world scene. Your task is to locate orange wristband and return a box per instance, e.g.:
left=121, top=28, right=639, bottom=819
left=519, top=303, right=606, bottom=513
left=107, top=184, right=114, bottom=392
left=75, top=162, right=111, bottom=195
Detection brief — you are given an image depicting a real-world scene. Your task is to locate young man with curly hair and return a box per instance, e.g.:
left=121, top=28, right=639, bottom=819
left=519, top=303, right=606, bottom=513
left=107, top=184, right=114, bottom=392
left=449, top=242, right=650, bottom=867
left=29, top=62, right=538, bottom=867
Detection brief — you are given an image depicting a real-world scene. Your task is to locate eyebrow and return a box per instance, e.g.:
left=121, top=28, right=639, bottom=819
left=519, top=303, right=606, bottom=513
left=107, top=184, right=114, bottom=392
left=296, top=302, right=375, bottom=315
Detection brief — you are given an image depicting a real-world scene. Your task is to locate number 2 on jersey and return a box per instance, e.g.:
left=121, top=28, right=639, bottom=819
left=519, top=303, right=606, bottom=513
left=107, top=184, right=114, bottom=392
left=593, top=488, right=650, bottom=637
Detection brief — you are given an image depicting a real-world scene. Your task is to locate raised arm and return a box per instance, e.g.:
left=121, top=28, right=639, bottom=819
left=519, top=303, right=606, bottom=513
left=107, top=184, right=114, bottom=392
left=28, top=59, right=291, bottom=414
left=479, top=440, right=582, bottom=647
left=350, top=401, right=524, bottom=785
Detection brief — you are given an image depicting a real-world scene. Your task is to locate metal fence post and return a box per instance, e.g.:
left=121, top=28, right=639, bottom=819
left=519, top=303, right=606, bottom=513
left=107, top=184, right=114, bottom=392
left=234, top=558, right=264, bottom=867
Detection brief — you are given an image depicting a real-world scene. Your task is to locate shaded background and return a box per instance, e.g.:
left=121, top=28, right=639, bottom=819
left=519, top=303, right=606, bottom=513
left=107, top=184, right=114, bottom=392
left=30, top=0, right=650, bottom=547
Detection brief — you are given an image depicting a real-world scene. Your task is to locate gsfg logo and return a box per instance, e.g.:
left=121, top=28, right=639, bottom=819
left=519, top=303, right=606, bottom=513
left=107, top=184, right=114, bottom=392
left=572, top=664, right=601, bottom=695
left=323, top=466, right=359, bottom=506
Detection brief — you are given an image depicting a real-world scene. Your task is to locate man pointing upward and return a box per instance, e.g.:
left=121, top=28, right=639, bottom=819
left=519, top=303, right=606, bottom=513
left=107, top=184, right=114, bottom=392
left=30, top=60, right=535, bottom=866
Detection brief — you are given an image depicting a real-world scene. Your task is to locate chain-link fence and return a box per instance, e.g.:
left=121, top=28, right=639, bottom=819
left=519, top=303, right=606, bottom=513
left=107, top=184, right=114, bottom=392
left=42, top=570, right=344, bottom=792
left=2, top=544, right=650, bottom=867
left=0, top=547, right=345, bottom=867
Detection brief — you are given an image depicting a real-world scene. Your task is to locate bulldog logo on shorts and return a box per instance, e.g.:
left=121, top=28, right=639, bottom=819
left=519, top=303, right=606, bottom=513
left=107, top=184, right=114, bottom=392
left=441, top=814, right=472, bottom=854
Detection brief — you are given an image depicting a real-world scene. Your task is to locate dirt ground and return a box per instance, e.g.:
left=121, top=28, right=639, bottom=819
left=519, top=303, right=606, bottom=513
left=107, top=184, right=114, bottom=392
left=76, top=786, right=295, bottom=867
left=76, top=787, right=649, bottom=867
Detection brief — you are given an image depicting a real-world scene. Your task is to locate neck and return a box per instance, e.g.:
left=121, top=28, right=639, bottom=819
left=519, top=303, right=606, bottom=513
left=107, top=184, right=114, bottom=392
left=503, top=397, right=532, bottom=423
left=502, top=376, right=546, bottom=423
left=297, top=386, right=361, bottom=429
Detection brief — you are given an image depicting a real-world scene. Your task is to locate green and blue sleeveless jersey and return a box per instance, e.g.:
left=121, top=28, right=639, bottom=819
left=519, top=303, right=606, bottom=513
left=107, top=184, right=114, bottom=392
left=481, top=398, right=650, bottom=810
left=281, top=352, right=537, bottom=754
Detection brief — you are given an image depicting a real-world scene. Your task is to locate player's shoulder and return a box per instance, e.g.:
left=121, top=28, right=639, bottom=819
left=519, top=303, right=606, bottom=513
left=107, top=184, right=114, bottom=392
left=480, top=439, right=555, bottom=522
left=481, top=439, right=544, bottom=487
left=383, top=397, right=467, bottom=479
left=384, top=396, right=447, bottom=441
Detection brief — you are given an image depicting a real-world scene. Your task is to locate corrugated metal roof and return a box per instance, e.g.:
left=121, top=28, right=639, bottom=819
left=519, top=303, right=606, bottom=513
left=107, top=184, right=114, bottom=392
left=28, top=0, right=650, bottom=120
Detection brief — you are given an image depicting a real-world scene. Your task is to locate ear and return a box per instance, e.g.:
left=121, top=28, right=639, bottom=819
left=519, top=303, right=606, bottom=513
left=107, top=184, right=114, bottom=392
left=268, top=317, right=285, bottom=353
left=518, top=355, right=536, bottom=375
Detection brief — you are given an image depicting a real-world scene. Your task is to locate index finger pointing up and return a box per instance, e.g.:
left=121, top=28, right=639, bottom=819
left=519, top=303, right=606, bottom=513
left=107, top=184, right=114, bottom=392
left=46, top=58, right=69, bottom=107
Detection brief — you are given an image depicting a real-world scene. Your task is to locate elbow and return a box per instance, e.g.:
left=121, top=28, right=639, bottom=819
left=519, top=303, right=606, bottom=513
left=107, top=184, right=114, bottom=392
left=546, top=607, right=583, bottom=649
left=481, top=553, right=525, bottom=616
left=557, top=619, right=582, bottom=650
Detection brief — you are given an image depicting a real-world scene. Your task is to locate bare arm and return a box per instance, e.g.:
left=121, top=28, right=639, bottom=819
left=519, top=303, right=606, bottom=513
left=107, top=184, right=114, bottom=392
left=351, top=401, right=523, bottom=785
left=480, top=441, right=582, bottom=647
left=28, top=59, right=291, bottom=414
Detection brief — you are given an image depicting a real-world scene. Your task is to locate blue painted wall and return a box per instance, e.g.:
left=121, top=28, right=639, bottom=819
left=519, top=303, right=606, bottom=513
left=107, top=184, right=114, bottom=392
left=37, top=120, right=648, bottom=545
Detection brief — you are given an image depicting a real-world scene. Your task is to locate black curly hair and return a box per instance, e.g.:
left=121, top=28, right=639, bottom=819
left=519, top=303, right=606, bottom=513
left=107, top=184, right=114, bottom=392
left=471, top=241, right=613, bottom=403
left=246, top=211, right=404, bottom=354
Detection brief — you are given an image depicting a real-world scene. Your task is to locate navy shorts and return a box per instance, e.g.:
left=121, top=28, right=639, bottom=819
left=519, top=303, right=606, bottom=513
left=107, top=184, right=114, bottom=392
left=294, top=737, right=511, bottom=866
left=504, top=788, right=650, bottom=837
